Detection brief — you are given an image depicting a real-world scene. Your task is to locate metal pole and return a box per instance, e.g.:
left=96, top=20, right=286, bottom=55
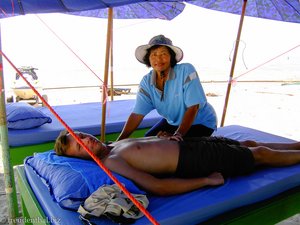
left=220, top=0, right=247, bottom=127
left=0, top=24, right=17, bottom=225
left=101, top=7, right=113, bottom=142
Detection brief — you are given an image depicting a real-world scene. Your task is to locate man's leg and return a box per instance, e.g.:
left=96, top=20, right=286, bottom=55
left=241, top=140, right=300, bottom=150
left=251, top=146, right=300, bottom=167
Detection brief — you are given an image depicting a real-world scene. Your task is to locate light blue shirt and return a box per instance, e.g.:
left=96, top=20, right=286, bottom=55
left=133, top=63, right=217, bottom=130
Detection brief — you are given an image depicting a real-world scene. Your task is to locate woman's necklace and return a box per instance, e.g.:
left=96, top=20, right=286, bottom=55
left=160, top=71, right=165, bottom=101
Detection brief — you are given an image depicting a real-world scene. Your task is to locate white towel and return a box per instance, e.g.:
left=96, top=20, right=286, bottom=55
left=78, top=184, right=149, bottom=220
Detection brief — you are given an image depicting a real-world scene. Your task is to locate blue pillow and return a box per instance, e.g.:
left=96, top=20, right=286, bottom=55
left=25, top=151, right=145, bottom=210
left=6, top=102, right=52, bottom=129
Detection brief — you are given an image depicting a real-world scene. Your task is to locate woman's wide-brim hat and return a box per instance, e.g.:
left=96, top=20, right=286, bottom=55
left=135, top=35, right=184, bottom=64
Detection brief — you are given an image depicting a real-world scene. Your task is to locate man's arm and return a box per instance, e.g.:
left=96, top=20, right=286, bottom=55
left=105, top=157, right=224, bottom=196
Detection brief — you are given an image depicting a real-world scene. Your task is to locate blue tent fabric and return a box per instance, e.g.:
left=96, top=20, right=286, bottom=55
left=68, top=2, right=185, bottom=20
left=0, top=0, right=185, bottom=18
left=187, top=0, right=300, bottom=23
left=1, top=0, right=299, bottom=23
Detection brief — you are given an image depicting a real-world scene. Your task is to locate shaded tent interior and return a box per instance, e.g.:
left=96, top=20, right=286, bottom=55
left=1, top=0, right=300, bottom=224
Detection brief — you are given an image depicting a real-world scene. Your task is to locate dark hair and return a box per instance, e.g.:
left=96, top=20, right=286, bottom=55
left=143, top=45, right=177, bottom=68
left=54, top=130, right=69, bottom=155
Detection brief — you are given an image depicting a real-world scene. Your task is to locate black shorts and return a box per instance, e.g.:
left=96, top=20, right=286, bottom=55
left=175, top=137, right=255, bottom=178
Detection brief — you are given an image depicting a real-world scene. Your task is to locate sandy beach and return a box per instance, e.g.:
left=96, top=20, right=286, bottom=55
left=1, top=81, right=300, bottom=224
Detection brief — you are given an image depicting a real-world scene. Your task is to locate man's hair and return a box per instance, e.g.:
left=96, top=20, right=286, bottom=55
left=143, top=45, right=177, bottom=68
left=54, top=130, right=69, bottom=156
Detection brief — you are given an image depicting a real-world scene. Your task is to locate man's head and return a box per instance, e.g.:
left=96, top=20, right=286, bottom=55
left=54, top=130, right=106, bottom=160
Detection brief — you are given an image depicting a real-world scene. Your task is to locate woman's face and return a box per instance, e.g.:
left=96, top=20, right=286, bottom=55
left=149, top=46, right=171, bottom=73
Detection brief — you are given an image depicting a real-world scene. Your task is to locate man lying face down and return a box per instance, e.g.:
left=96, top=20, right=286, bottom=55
left=54, top=131, right=300, bottom=196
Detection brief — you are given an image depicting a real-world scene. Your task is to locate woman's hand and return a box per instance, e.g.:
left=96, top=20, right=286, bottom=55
left=171, top=131, right=183, bottom=141
left=157, top=131, right=172, bottom=139
left=157, top=131, right=183, bottom=141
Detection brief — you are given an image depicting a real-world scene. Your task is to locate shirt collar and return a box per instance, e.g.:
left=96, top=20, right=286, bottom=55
left=151, top=68, right=175, bottom=85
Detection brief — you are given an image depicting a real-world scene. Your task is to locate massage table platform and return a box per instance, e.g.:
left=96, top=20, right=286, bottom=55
left=15, top=125, right=300, bottom=225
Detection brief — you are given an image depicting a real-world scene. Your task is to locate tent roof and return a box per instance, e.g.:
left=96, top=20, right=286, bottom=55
left=0, top=0, right=181, bottom=18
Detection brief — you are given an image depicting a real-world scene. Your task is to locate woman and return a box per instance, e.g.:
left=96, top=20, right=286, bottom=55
left=117, top=35, right=217, bottom=141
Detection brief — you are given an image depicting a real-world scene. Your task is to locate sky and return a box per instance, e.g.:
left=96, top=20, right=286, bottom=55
left=0, top=3, right=299, bottom=89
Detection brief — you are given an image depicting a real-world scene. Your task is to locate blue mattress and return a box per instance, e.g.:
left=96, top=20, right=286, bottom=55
left=8, top=99, right=161, bottom=147
left=23, top=125, right=300, bottom=225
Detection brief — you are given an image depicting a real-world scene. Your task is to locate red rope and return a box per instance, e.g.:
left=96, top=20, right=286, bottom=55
left=0, top=8, right=8, bottom=17
left=35, top=14, right=114, bottom=119
left=233, top=44, right=300, bottom=82
left=35, top=15, right=104, bottom=84
left=0, top=51, right=159, bottom=225
left=0, top=0, right=14, bottom=17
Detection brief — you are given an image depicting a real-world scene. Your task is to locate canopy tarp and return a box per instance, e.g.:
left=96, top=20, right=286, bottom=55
left=0, top=0, right=184, bottom=17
